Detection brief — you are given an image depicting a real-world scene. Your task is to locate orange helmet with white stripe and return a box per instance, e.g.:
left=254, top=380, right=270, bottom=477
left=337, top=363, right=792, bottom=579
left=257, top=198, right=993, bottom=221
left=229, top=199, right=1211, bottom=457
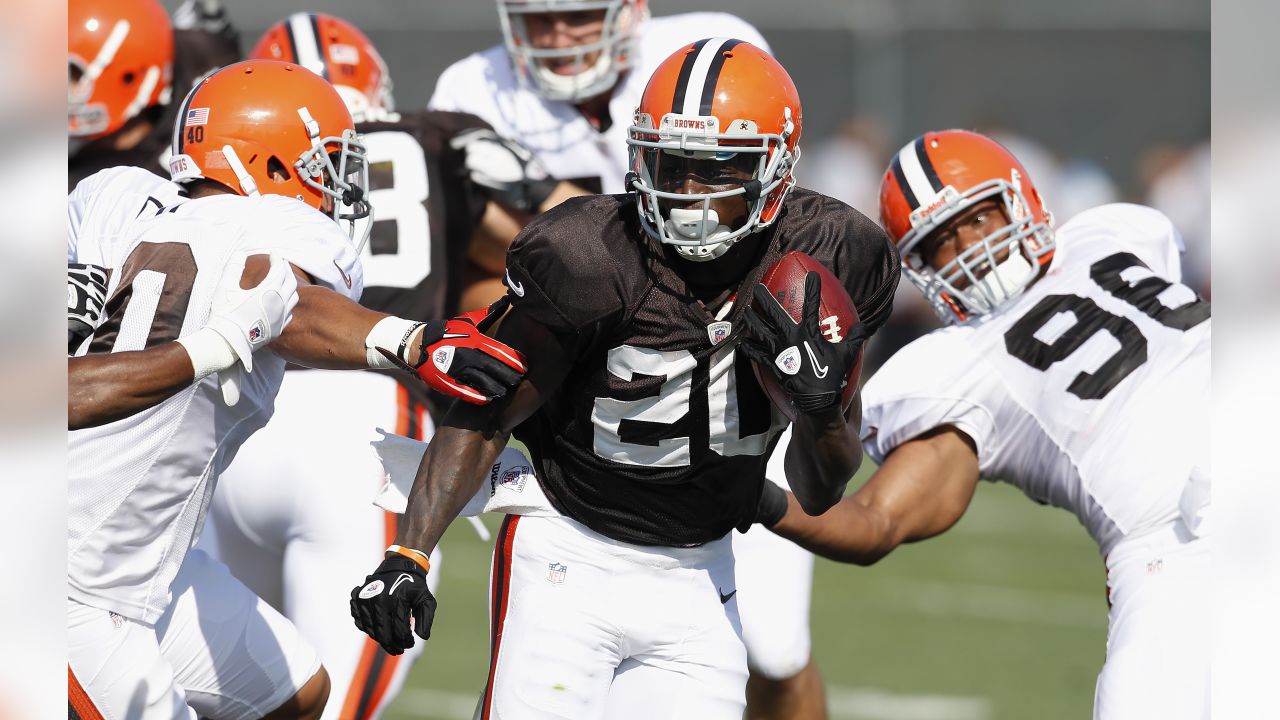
left=68, top=0, right=173, bottom=139
left=626, top=39, right=801, bottom=261
left=879, top=129, right=1055, bottom=323
left=167, top=60, right=372, bottom=250
left=249, top=12, right=395, bottom=123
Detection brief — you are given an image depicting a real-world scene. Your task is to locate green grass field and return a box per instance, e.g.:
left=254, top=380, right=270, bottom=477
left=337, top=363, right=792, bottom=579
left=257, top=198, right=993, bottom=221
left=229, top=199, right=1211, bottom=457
left=383, top=459, right=1106, bottom=720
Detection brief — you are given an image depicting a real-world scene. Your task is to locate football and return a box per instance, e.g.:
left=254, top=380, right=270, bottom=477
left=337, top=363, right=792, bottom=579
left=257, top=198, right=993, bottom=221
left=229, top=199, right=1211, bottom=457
left=751, top=251, right=864, bottom=420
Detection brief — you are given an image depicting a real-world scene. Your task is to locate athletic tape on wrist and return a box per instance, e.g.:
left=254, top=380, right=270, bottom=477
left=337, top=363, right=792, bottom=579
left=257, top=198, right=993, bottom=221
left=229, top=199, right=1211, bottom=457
left=176, top=327, right=239, bottom=381
left=386, top=544, right=431, bottom=573
left=365, top=317, right=426, bottom=369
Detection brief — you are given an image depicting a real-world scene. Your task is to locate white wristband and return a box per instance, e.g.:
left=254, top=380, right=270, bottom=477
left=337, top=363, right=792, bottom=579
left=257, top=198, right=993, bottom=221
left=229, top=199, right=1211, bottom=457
left=365, top=316, right=425, bottom=369
left=177, top=326, right=239, bottom=382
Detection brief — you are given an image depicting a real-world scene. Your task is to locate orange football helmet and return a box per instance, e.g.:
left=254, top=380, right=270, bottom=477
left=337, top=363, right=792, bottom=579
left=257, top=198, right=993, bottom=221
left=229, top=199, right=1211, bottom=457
left=499, top=0, right=648, bottom=102
left=626, top=39, right=802, bottom=261
left=68, top=0, right=174, bottom=139
left=878, top=129, right=1056, bottom=323
left=167, top=60, right=371, bottom=249
left=249, top=12, right=395, bottom=123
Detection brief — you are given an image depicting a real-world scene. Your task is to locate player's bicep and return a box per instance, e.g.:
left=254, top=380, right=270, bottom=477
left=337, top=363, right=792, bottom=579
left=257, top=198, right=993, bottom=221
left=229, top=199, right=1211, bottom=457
left=859, top=425, right=980, bottom=544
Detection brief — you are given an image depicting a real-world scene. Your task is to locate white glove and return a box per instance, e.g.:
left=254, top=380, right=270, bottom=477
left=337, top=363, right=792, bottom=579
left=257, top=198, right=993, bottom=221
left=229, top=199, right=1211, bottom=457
left=178, top=253, right=299, bottom=405
left=449, top=128, right=557, bottom=213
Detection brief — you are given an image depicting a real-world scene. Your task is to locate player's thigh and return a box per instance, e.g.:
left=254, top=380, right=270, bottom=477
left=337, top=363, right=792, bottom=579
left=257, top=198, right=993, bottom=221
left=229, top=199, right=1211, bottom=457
left=732, top=523, right=814, bottom=679
left=155, top=549, right=321, bottom=720
left=1094, top=528, right=1208, bottom=720
left=604, top=653, right=747, bottom=720
left=483, top=516, right=623, bottom=720
left=68, top=598, right=195, bottom=720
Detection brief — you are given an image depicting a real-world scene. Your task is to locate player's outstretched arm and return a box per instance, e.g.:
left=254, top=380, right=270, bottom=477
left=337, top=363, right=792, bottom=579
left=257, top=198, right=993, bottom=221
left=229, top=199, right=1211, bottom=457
left=271, top=264, right=526, bottom=404
left=69, top=253, right=298, bottom=429
left=349, top=308, right=574, bottom=656
left=765, top=426, right=981, bottom=565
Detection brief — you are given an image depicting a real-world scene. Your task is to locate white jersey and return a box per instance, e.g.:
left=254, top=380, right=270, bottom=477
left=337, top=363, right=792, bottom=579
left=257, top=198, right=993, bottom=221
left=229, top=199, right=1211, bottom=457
left=67, top=167, right=363, bottom=623
left=861, top=204, right=1210, bottom=555
left=427, top=12, right=769, bottom=194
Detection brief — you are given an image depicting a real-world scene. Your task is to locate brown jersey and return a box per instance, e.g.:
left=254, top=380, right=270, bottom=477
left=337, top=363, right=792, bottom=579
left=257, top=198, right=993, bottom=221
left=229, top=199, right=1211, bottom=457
left=69, top=27, right=240, bottom=190
left=504, top=188, right=900, bottom=546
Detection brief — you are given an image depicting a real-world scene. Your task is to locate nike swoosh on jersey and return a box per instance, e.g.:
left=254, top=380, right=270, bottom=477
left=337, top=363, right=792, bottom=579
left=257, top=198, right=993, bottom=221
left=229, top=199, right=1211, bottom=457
left=390, top=573, right=415, bottom=595
left=506, top=269, right=525, bottom=297
left=803, top=341, right=829, bottom=378
left=333, top=260, right=353, bottom=289
left=718, top=588, right=737, bottom=604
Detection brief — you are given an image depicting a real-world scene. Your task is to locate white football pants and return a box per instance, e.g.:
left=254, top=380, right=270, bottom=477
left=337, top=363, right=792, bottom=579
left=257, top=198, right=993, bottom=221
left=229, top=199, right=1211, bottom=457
left=68, top=548, right=320, bottom=720
left=481, top=514, right=748, bottom=719
left=732, top=426, right=815, bottom=681
left=206, top=369, right=441, bottom=720
left=1093, top=515, right=1209, bottom=719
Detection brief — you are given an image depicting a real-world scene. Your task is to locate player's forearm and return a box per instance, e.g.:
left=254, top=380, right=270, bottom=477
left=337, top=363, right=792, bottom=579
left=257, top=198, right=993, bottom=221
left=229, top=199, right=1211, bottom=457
left=785, top=403, right=863, bottom=515
left=770, top=491, right=900, bottom=566
left=68, top=344, right=195, bottom=430
left=395, top=424, right=510, bottom=553
left=273, top=285, right=422, bottom=370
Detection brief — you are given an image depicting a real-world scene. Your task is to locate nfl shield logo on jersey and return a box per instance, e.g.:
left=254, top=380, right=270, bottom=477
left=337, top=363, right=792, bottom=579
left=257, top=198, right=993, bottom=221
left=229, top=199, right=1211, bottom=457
left=247, top=321, right=265, bottom=344
left=547, top=562, right=567, bottom=585
left=707, top=321, right=732, bottom=346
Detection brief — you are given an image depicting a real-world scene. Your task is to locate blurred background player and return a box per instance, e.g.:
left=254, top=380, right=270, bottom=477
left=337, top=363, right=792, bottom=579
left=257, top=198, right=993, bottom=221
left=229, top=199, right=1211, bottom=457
left=352, top=40, right=899, bottom=718
left=753, top=129, right=1210, bottom=720
left=68, top=0, right=240, bottom=188
left=203, top=14, right=571, bottom=720
left=68, top=59, right=525, bottom=720
left=430, top=5, right=826, bottom=716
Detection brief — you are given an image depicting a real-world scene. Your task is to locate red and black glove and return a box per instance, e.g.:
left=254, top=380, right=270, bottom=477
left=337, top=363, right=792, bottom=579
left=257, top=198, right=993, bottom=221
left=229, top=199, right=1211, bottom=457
left=378, top=297, right=527, bottom=404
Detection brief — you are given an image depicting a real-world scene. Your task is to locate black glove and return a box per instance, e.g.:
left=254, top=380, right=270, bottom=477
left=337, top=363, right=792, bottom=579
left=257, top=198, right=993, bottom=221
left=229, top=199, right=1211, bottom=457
left=68, top=263, right=109, bottom=353
left=350, top=555, right=436, bottom=656
left=741, top=272, right=868, bottom=414
left=737, top=480, right=789, bottom=533
left=449, top=128, right=558, bottom=214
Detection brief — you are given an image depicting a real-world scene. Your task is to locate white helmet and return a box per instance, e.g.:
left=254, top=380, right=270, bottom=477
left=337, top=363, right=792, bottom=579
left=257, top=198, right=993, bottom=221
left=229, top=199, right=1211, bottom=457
left=497, top=0, right=647, bottom=103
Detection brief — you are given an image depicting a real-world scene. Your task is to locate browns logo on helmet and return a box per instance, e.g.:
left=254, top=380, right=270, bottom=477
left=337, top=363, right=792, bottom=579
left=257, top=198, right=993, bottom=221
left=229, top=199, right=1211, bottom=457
left=167, top=60, right=372, bottom=250
left=626, top=38, right=802, bottom=261
left=879, top=129, right=1055, bottom=323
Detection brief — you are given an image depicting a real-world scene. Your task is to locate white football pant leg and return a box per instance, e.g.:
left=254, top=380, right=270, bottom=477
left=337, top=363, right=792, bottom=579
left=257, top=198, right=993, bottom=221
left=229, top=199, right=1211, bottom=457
left=1093, top=519, right=1209, bottom=719
left=209, top=370, right=438, bottom=720
left=155, top=549, right=321, bottom=720
left=732, top=426, right=814, bottom=680
left=69, top=598, right=196, bottom=720
left=482, top=515, right=746, bottom=720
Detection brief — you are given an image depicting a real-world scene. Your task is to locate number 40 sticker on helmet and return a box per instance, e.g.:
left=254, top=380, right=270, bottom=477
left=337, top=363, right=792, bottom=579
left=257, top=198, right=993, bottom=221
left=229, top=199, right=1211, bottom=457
left=165, top=59, right=374, bottom=251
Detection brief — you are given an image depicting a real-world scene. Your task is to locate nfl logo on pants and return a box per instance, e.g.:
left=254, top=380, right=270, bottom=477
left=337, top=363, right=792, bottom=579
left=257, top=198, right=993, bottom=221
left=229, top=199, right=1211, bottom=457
left=546, top=562, right=567, bottom=585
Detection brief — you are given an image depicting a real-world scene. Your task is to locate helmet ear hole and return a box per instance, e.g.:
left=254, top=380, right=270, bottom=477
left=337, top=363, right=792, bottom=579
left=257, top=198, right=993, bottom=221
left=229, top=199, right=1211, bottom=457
left=266, top=156, right=292, bottom=183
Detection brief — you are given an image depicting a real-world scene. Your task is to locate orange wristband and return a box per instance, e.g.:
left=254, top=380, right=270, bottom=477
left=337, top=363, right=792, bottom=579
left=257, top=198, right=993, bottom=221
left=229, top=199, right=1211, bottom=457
left=386, top=544, right=431, bottom=573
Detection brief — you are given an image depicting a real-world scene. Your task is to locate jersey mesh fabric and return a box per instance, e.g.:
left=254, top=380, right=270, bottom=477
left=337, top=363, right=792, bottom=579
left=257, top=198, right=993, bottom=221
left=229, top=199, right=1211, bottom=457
left=506, top=189, right=898, bottom=546
left=69, top=178, right=360, bottom=623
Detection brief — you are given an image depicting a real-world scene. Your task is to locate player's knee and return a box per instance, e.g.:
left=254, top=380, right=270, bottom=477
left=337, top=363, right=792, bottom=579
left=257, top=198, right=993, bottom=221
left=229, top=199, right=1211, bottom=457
left=263, top=666, right=330, bottom=720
